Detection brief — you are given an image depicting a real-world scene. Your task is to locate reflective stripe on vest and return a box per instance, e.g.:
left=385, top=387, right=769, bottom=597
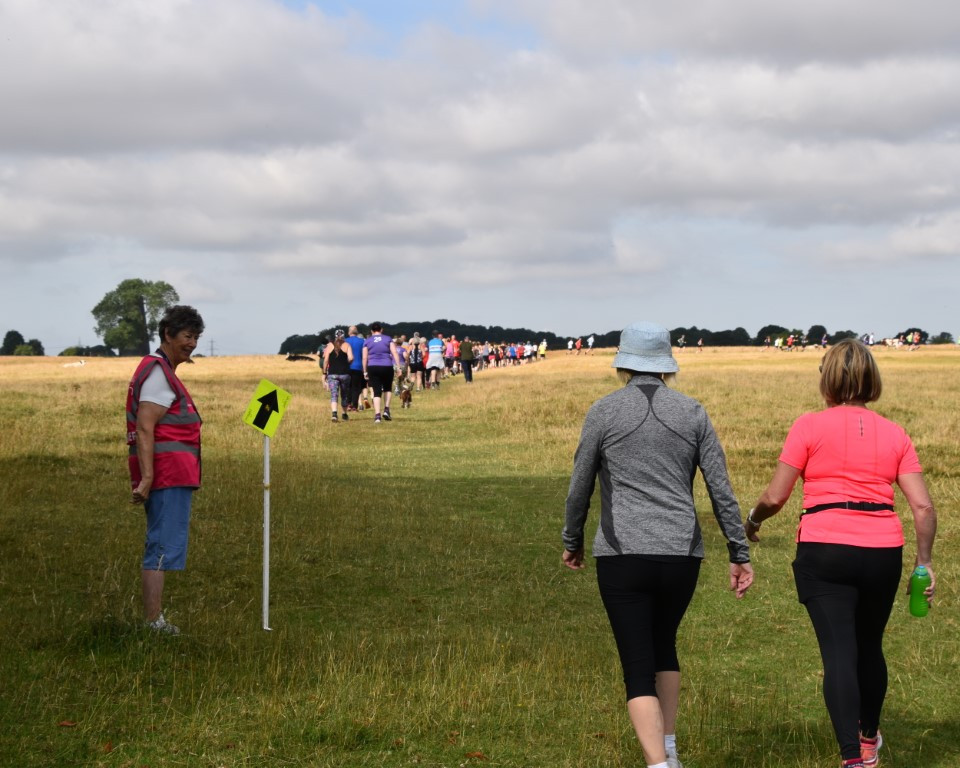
left=129, top=441, right=200, bottom=457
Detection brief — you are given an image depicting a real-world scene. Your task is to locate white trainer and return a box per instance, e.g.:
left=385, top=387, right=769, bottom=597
left=146, top=613, right=180, bottom=635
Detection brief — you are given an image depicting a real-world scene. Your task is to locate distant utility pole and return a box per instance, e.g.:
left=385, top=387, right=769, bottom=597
left=208, top=340, right=216, bottom=357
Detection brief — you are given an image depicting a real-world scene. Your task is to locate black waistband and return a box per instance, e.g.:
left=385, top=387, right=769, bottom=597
left=802, top=501, right=895, bottom=516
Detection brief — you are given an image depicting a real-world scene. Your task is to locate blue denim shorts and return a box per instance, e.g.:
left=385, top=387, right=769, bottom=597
left=143, top=487, right=193, bottom=571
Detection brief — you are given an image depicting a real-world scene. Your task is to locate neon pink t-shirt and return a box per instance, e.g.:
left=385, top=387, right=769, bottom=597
left=779, top=406, right=921, bottom=547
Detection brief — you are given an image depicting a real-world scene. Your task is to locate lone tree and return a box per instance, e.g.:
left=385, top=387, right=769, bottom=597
left=92, top=279, right=179, bottom=356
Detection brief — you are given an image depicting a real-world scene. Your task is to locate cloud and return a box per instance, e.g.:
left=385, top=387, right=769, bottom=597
left=823, top=211, right=960, bottom=264
left=3, top=0, right=960, bottom=351
left=0, top=0, right=369, bottom=153
left=656, top=59, right=960, bottom=142
left=474, top=0, right=960, bottom=63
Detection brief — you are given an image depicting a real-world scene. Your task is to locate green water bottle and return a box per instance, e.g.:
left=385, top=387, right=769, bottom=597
left=909, top=565, right=932, bottom=617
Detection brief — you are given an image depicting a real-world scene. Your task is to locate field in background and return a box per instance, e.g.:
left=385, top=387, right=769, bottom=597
left=1, top=346, right=958, bottom=767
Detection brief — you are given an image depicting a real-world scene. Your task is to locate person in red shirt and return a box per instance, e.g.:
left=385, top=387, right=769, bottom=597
left=746, top=338, right=937, bottom=768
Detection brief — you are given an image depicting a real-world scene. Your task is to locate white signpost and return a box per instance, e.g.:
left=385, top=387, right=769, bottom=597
left=241, top=379, right=291, bottom=631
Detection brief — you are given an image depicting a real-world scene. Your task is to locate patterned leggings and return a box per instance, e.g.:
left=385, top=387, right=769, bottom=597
left=327, top=374, right=351, bottom=407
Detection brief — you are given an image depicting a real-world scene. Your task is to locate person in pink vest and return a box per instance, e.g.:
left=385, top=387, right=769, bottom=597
left=126, top=305, right=204, bottom=635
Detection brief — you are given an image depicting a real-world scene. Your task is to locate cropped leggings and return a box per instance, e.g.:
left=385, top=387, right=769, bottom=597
left=596, top=555, right=701, bottom=699
left=792, top=543, right=902, bottom=761
left=326, top=374, right=351, bottom=407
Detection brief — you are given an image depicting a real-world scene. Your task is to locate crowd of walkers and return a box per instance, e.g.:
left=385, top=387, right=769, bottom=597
left=763, top=331, right=926, bottom=352
left=318, top=325, right=550, bottom=423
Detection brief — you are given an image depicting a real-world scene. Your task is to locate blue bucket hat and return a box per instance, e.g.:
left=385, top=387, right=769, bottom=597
left=611, top=322, right=678, bottom=373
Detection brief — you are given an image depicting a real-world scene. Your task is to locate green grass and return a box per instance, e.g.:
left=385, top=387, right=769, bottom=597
left=1, top=349, right=958, bottom=767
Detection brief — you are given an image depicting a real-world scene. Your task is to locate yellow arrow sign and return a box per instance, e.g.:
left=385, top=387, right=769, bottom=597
left=242, top=379, right=291, bottom=438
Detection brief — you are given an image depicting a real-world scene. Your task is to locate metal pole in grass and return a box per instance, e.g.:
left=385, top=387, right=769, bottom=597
left=263, top=433, right=272, bottom=631
left=241, top=379, right=291, bottom=632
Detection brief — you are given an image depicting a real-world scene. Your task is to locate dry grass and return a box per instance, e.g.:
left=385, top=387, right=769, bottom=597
left=1, top=347, right=958, bottom=767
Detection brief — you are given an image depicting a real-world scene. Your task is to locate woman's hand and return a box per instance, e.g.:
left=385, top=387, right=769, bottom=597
left=131, top=478, right=152, bottom=505
left=730, top=562, right=754, bottom=598
left=908, top=562, right=937, bottom=605
left=562, top=548, right=585, bottom=570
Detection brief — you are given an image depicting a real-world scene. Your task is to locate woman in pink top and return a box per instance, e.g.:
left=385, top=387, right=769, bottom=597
left=746, top=339, right=937, bottom=768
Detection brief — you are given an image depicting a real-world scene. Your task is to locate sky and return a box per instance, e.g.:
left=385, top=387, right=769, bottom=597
left=2, top=0, right=959, bottom=355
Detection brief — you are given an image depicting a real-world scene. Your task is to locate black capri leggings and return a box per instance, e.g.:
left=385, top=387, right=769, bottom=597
left=596, top=555, right=701, bottom=700
left=792, top=543, right=902, bottom=762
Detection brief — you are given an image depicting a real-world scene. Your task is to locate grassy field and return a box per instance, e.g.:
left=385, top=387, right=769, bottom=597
left=1, top=346, right=957, bottom=767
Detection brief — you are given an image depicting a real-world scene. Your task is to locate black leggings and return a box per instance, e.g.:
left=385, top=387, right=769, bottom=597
left=349, top=369, right=365, bottom=407
left=792, top=543, right=902, bottom=761
left=596, top=556, right=701, bottom=699
left=366, top=365, right=394, bottom=398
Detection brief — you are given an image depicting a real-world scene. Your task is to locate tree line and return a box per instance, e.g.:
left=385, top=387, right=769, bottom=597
left=1, top=277, right=955, bottom=356
left=279, top=322, right=955, bottom=355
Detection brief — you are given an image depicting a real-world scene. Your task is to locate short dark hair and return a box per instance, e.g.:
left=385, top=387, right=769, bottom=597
left=370, top=322, right=383, bottom=332
left=159, top=305, right=204, bottom=342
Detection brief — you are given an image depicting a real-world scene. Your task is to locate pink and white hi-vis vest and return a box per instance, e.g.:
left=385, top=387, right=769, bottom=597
left=126, top=353, right=202, bottom=490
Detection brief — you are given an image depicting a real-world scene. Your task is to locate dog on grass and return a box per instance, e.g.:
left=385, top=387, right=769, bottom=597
left=400, top=385, right=413, bottom=408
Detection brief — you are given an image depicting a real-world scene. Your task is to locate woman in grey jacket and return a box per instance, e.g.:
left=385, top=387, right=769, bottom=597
left=562, top=321, right=753, bottom=768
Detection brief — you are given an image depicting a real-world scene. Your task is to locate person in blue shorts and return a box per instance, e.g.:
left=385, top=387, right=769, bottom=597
left=126, top=305, right=205, bottom=635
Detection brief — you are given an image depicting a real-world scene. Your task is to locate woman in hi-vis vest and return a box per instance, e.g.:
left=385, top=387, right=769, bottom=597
left=127, top=305, right=204, bottom=636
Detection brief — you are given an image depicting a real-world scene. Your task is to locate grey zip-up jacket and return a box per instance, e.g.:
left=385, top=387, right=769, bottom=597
left=563, top=374, right=750, bottom=563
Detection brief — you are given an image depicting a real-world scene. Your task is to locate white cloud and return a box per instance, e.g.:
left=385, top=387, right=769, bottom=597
left=824, top=211, right=960, bottom=264
left=659, top=59, right=960, bottom=141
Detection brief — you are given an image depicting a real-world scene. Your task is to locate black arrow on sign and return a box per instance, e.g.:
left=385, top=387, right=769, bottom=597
left=253, top=389, right=279, bottom=430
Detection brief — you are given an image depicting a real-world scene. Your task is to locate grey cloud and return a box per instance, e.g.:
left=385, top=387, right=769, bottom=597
left=2, top=0, right=959, bottom=319
left=0, top=0, right=375, bottom=153
left=480, top=0, right=960, bottom=63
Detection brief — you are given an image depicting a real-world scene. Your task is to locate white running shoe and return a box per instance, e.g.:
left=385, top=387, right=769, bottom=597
left=146, top=613, right=180, bottom=635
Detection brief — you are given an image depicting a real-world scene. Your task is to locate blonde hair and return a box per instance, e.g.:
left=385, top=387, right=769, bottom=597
left=819, top=338, right=882, bottom=405
left=617, top=369, right=677, bottom=388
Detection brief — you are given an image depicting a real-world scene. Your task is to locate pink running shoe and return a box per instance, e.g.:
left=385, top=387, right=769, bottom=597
left=860, top=731, right=882, bottom=767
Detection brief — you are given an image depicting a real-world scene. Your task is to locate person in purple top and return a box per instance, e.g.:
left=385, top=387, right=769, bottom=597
left=362, top=322, right=402, bottom=424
